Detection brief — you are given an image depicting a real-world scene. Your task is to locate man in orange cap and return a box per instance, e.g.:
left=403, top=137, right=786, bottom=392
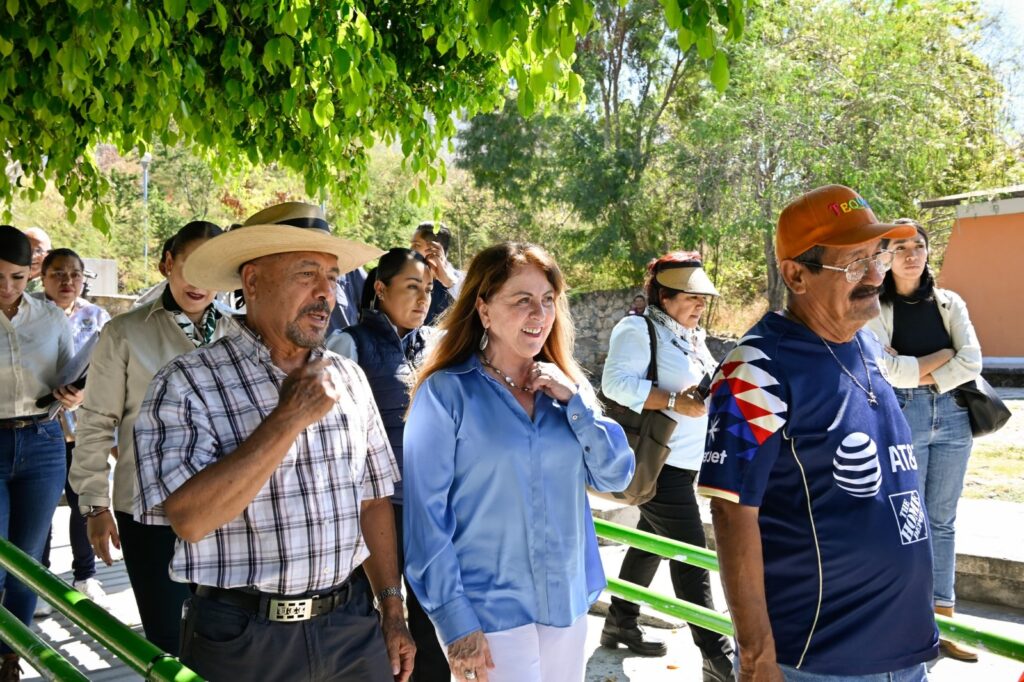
left=697, top=186, right=939, bottom=681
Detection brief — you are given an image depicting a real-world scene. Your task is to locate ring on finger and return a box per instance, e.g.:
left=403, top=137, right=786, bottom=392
left=464, top=670, right=477, bottom=681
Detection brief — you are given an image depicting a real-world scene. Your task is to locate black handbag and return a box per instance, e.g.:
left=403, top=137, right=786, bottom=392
left=590, top=316, right=678, bottom=506
left=956, top=376, right=1012, bottom=437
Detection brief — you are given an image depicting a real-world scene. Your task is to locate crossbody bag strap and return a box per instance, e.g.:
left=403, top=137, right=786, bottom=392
left=643, top=315, right=659, bottom=386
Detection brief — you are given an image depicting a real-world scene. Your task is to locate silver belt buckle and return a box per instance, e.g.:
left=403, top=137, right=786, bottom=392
left=269, top=597, right=314, bottom=622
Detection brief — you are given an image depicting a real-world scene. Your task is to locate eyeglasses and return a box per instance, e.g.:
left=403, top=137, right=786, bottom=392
left=797, top=251, right=894, bottom=283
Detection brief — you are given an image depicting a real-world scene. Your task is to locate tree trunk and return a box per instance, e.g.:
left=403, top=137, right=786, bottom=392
left=764, top=230, right=785, bottom=312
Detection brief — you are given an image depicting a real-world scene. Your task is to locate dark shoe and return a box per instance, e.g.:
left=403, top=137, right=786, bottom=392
left=0, top=655, right=21, bottom=682
left=599, top=623, right=668, bottom=657
left=702, top=654, right=735, bottom=682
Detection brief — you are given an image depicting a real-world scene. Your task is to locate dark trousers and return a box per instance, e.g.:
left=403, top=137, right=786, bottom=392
left=606, top=465, right=733, bottom=660
left=115, top=510, right=190, bottom=654
left=181, top=571, right=393, bottom=682
left=393, top=503, right=450, bottom=682
left=41, top=442, right=96, bottom=582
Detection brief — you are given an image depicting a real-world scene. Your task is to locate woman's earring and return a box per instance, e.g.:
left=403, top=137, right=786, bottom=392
left=369, top=296, right=377, bottom=311
left=479, top=329, right=489, bottom=351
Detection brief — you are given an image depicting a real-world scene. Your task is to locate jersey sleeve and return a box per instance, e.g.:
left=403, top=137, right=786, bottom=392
left=697, top=334, right=789, bottom=506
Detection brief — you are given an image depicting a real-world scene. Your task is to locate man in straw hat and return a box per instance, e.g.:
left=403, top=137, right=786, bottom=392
left=697, top=186, right=939, bottom=681
left=133, top=202, right=415, bottom=681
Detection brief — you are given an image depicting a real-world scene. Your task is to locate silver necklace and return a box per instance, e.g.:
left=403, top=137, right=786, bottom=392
left=479, top=355, right=532, bottom=393
left=783, top=308, right=877, bottom=407
left=818, top=335, right=878, bottom=407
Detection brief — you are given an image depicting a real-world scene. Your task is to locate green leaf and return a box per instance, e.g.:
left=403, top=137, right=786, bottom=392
left=313, top=95, right=334, bottom=127
left=163, top=0, right=186, bottom=21
left=280, top=11, right=298, bottom=37
left=437, top=32, right=451, bottom=55
left=677, top=27, right=694, bottom=52
left=422, top=25, right=436, bottom=40
left=696, top=34, right=715, bottom=60
left=0, top=36, right=12, bottom=58
left=456, top=39, right=468, bottom=59
left=660, top=0, right=682, bottom=30
left=6, top=0, right=18, bottom=18
left=710, top=50, right=729, bottom=92
left=559, top=31, right=575, bottom=60
left=543, top=52, right=560, bottom=82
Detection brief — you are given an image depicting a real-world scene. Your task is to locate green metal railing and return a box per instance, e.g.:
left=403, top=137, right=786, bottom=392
left=595, top=516, right=1024, bottom=663
left=0, top=605, right=89, bottom=681
left=0, top=537, right=203, bottom=681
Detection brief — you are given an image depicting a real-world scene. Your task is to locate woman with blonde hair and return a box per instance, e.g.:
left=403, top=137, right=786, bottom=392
left=403, top=242, right=634, bottom=682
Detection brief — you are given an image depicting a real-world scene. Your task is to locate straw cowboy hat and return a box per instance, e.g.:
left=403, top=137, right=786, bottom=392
left=183, top=202, right=384, bottom=291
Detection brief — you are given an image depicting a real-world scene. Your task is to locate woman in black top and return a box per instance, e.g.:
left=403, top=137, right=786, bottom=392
left=866, top=219, right=982, bottom=662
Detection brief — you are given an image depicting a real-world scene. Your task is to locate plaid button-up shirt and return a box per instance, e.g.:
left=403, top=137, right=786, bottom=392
left=133, top=320, right=399, bottom=595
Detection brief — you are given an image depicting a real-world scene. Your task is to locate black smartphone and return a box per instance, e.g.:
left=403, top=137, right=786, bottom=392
left=694, top=372, right=713, bottom=401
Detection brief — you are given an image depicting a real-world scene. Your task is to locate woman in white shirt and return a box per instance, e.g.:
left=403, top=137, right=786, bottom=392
left=599, top=251, right=734, bottom=682
left=0, top=226, right=81, bottom=680
left=36, top=248, right=111, bottom=607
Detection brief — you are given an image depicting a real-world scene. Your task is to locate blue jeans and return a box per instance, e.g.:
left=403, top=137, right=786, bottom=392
left=779, top=663, right=928, bottom=681
left=896, top=387, right=972, bottom=607
left=0, top=419, right=67, bottom=653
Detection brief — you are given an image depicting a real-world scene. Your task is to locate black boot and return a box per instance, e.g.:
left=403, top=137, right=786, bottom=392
left=599, top=622, right=668, bottom=657
left=702, top=654, right=735, bottom=682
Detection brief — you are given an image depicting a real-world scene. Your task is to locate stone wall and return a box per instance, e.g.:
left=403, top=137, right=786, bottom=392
left=569, top=288, right=737, bottom=380
left=91, top=294, right=136, bottom=318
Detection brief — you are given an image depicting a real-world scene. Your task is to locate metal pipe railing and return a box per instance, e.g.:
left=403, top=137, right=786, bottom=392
left=0, top=605, right=89, bottom=681
left=605, top=577, right=734, bottom=637
left=595, top=516, right=1024, bottom=662
left=0, top=537, right=202, bottom=681
left=594, top=517, right=719, bottom=572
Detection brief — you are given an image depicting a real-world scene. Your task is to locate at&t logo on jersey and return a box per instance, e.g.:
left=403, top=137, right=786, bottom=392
left=832, top=432, right=882, bottom=498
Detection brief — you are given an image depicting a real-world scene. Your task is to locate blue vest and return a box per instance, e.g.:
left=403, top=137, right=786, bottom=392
left=345, top=310, right=426, bottom=505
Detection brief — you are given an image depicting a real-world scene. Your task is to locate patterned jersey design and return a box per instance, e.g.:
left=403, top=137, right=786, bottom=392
left=708, top=335, right=788, bottom=461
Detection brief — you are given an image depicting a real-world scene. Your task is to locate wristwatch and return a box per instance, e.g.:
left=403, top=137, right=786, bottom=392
left=79, top=505, right=110, bottom=518
left=666, top=391, right=678, bottom=411
left=375, top=586, right=404, bottom=609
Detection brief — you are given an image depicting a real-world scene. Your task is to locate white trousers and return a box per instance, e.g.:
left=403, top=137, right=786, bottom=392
left=459, top=616, right=588, bottom=682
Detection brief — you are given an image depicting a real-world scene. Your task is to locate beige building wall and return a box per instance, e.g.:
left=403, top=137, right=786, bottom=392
left=938, top=199, right=1024, bottom=359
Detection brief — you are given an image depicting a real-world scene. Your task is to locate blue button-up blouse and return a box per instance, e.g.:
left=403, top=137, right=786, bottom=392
left=403, top=355, right=635, bottom=646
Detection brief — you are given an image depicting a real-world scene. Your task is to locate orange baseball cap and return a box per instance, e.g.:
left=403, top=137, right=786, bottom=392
left=776, top=185, right=916, bottom=261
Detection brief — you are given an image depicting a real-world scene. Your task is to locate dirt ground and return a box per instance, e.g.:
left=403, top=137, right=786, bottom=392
left=964, top=393, right=1024, bottom=503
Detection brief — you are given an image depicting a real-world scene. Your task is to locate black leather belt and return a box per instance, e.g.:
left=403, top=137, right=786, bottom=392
left=0, top=414, right=51, bottom=430
left=194, top=575, right=357, bottom=622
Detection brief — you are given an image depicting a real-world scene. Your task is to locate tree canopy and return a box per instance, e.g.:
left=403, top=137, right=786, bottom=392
left=457, top=0, right=1021, bottom=315
left=0, top=0, right=746, bottom=229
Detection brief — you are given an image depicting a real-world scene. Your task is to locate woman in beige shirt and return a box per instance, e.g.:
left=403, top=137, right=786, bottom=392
left=70, top=220, right=231, bottom=655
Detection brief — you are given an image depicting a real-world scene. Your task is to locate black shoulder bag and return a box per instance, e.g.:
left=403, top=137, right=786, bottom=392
left=590, top=316, right=678, bottom=506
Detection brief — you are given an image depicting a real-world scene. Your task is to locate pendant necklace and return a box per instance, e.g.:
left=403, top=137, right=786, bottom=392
left=480, top=355, right=532, bottom=393
left=783, top=308, right=878, bottom=407
left=818, top=335, right=878, bottom=407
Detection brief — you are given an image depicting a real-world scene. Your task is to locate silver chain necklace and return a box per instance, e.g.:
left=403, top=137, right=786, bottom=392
left=783, top=308, right=878, bottom=407
left=479, top=355, right=532, bottom=393
left=818, top=335, right=878, bottom=407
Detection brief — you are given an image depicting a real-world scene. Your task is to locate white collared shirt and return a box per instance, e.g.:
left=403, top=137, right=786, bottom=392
left=0, top=294, right=73, bottom=419
left=601, top=314, right=717, bottom=470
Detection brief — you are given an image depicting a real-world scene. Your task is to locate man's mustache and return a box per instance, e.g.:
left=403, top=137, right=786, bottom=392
left=850, top=285, right=881, bottom=301
left=298, top=301, right=332, bottom=316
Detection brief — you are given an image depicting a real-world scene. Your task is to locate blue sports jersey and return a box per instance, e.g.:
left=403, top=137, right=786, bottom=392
left=698, top=312, right=938, bottom=675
